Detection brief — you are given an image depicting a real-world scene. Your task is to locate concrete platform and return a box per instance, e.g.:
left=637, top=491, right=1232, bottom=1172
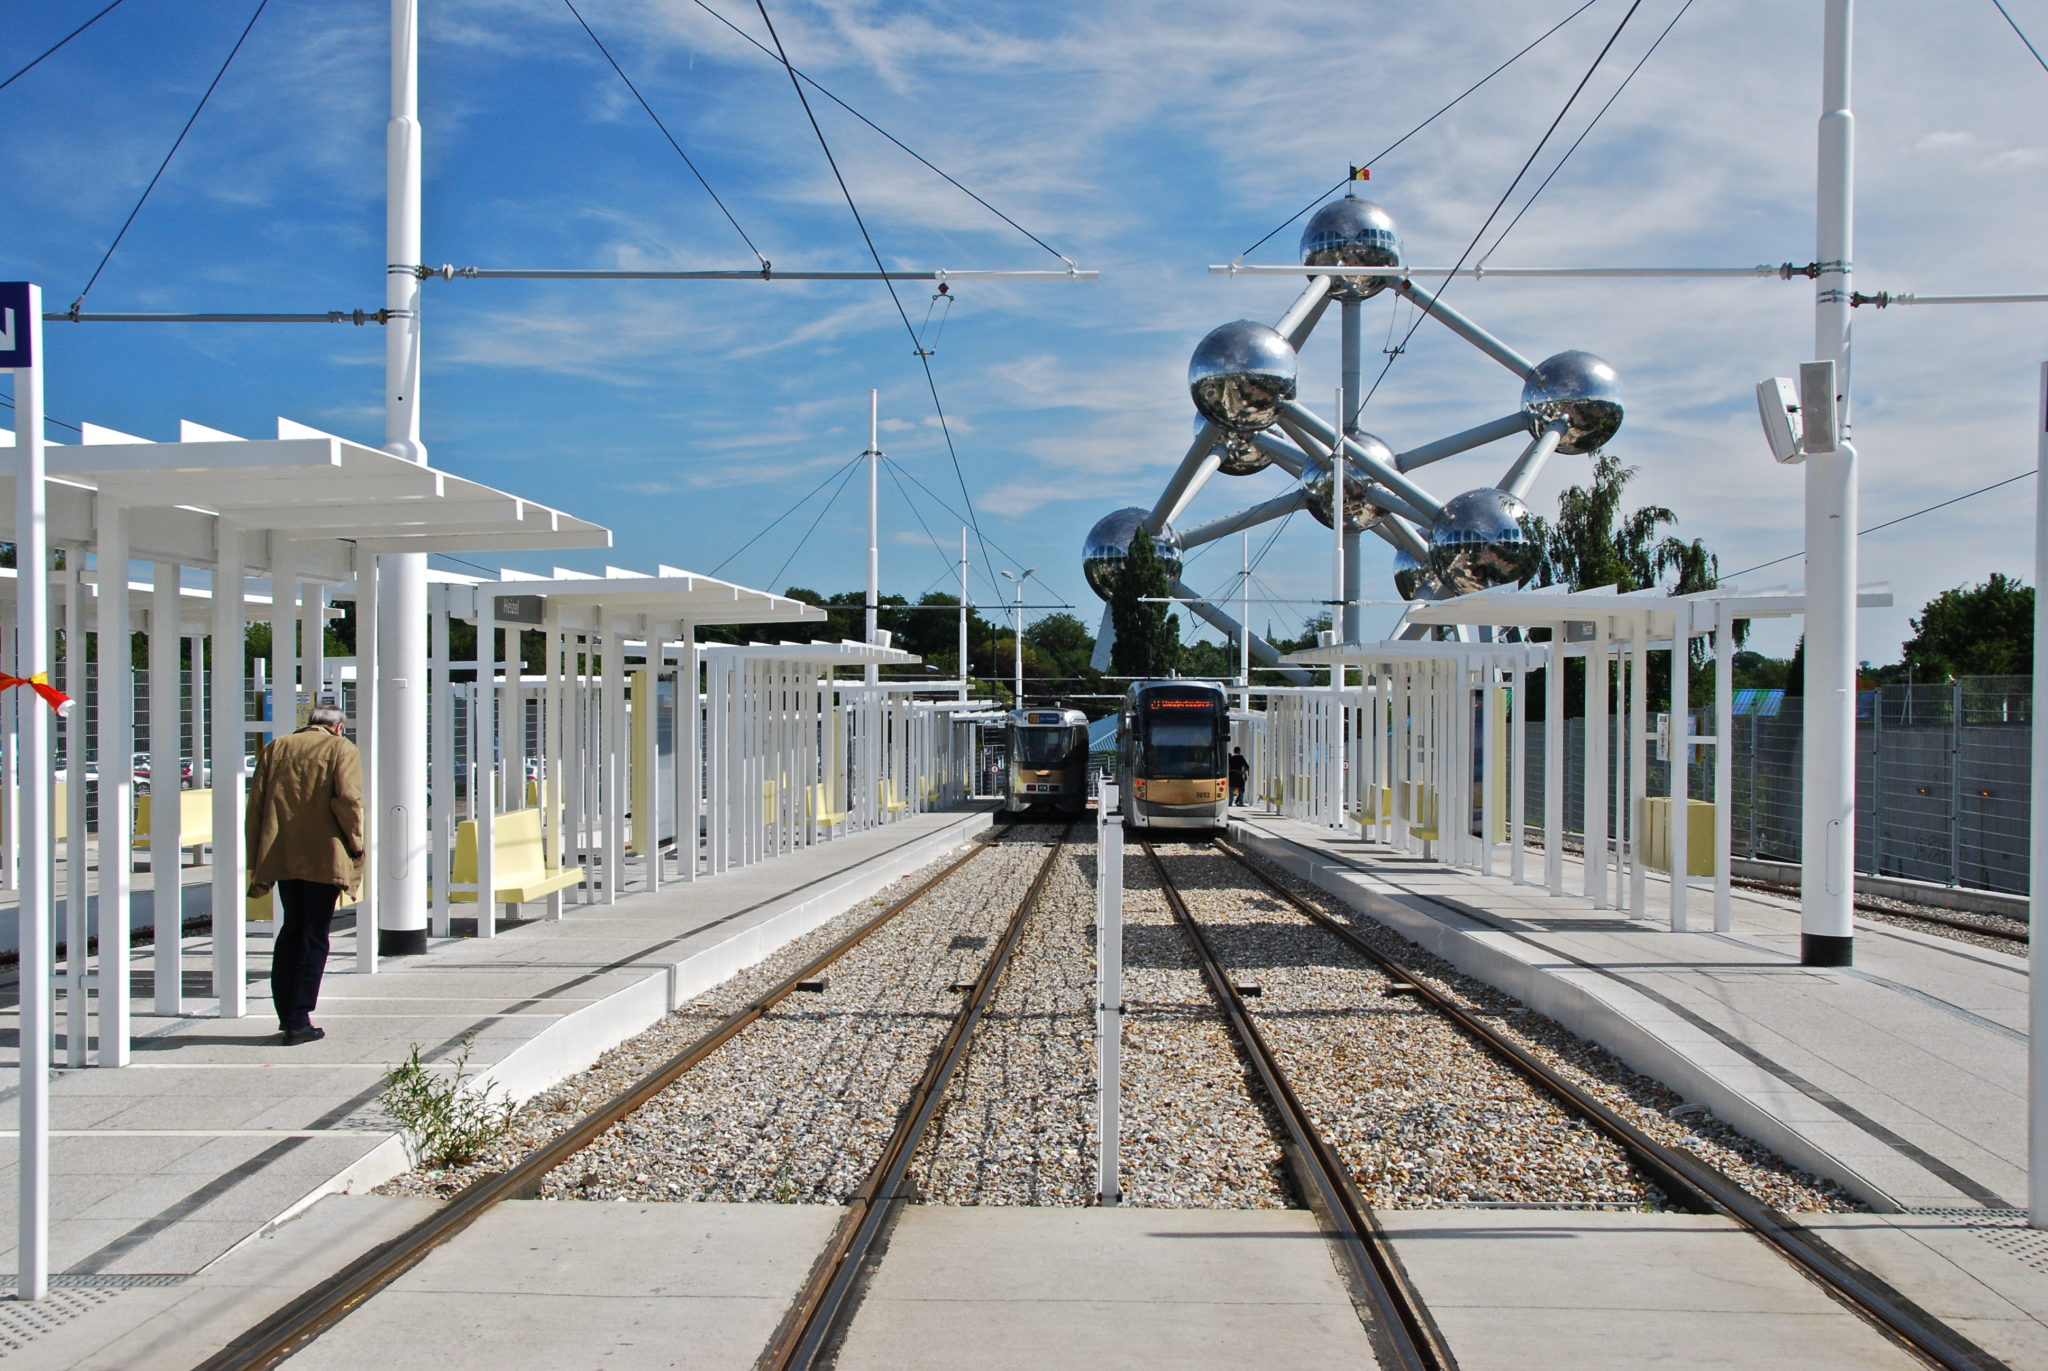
left=0, top=804, right=994, bottom=1294
left=1231, top=810, right=2048, bottom=1366
left=834, top=1207, right=1374, bottom=1371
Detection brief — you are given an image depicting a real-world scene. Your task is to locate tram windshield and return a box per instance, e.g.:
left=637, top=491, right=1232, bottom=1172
left=1140, top=700, right=1223, bottom=778
left=1013, top=728, right=1078, bottom=768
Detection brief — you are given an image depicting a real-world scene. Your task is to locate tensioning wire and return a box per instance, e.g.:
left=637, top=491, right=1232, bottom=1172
left=710, top=452, right=864, bottom=578
left=0, top=0, right=128, bottom=94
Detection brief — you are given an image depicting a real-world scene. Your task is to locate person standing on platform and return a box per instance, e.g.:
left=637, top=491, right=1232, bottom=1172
left=1229, top=745, right=1250, bottom=807
left=246, top=704, right=364, bottom=1046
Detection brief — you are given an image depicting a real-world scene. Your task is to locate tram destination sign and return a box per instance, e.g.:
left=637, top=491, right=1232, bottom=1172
left=0, top=282, right=34, bottom=370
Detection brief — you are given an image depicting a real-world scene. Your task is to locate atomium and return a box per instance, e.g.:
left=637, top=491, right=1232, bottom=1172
left=1302, top=433, right=1395, bottom=533
left=1196, top=414, right=1274, bottom=476
left=1085, top=195, right=1623, bottom=659
left=1300, top=196, right=1402, bottom=301
left=1428, top=487, right=1540, bottom=595
left=1082, top=506, right=1185, bottom=601
left=1523, top=350, right=1623, bottom=454
left=1189, top=320, right=1297, bottom=434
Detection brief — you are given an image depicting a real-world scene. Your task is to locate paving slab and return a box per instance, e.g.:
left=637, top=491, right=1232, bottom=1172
left=833, top=1206, right=1376, bottom=1371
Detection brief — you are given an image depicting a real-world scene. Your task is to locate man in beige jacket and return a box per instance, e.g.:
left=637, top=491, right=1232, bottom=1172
left=246, top=705, right=364, bottom=1046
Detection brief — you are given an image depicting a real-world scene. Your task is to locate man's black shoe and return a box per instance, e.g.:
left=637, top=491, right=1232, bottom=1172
left=281, top=1026, right=326, bottom=1047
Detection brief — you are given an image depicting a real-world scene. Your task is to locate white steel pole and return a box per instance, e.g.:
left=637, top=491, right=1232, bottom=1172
left=1097, top=781, right=1123, bottom=1207
left=2031, top=362, right=2048, bottom=1228
left=1802, top=0, right=1858, bottom=966
left=10, top=281, right=51, bottom=1300
left=865, top=389, right=880, bottom=688
left=377, top=0, right=430, bottom=956
left=1340, top=296, right=1363, bottom=645
left=1330, top=386, right=1345, bottom=829
left=1239, top=532, right=1251, bottom=710
left=1669, top=599, right=1692, bottom=932
left=957, top=528, right=968, bottom=703
left=1714, top=600, right=1735, bottom=932
left=95, top=497, right=132, bottom=1069
left=1546, top=642, right=1565, bottom=895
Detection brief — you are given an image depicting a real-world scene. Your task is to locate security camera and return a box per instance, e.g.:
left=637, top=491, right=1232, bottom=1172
left=1756, top=377, right=1803, bottom=464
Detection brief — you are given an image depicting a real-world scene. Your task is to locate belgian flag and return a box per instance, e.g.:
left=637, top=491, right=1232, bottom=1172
left=1349, top=165, right=1371, bottom=182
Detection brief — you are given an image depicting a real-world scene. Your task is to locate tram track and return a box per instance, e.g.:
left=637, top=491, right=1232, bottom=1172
left=1185, top=835, right=2010, bottom=1371
left=195, top=823, right=1058, bottom=1371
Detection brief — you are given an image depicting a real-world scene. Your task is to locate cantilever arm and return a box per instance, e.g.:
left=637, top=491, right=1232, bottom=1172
left=1250, top=432, right=1310, bottom=477
left=1368, top=515, right=1432, bottom=561
left=1394, top=279, right=1536, bottom=378
left=1396, top=412, right=1531, bottom=472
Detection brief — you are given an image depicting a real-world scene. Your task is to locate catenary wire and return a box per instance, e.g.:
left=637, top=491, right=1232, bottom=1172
left=1991, top=0, right=2048, bottom=74
left=882, top=455, right=973, bottom=587
left=0, top=394, right=83, bottom=435
left=0, top=0, right=128, bottom=94
left=69, top=0, right=271, bottom=313
left=689, top=0, right=1071, bottom=264
left=1723, top=469, right=2038, bottom=580
left=1356, top=0, right=1646, bottom=417
left=768, top=449, right=865, bottom=590
left=1478, top=0, right=1694, bottom=265
left=872, top=452, right=1058, bottom=599
left=1236, top=0, right=1603, bottom=261
left=709, top=453, right=862, bottom=578
left=561, top=0, right=768, bottom=265
left=748, top=0, right=1009, bottom=606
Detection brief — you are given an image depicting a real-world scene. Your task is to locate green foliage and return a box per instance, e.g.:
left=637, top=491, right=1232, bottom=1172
left=1524, top=452, right=1724, bottom=597
left=1899, top=574, right=2033, bottom=680
left=1108, top=528, right=1181, bottom=679
left=380, top=1039, right=519, bottom=1169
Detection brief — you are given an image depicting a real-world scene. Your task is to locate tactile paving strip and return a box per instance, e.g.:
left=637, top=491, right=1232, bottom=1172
left=1906, top=1206, right=2048, bottom=1274
left=0, top=1275, right=188, bottom=1358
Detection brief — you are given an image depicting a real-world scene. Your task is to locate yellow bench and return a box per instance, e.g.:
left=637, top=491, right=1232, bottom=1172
left=135, top=788, right=215, bottom=865
left=808, top=783, right=848, bottom=829
left=1351, top=784, right=1393, bottom=828
left=1404, top=783, right=1439, bottom=842
left=879, top=779, right=910, bottom=814
left=451, top=808, right=584, bottom=918
left=1639, top=798, right=1718, bottom=877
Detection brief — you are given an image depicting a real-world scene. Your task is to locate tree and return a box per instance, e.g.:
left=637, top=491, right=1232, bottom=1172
left=1108, top=528, right=1180, bottom=678
left=1898, top=574, right=2033, bottom=680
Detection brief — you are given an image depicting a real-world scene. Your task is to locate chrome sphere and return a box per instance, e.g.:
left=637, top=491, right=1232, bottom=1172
left=1188, top=321, right=1298, bottom=434
left=1195, top=414, right=1272, bottom=476
left=1427, top=488, right=1540, bottom=595
left=1522, top=350, right=1623, bottom=454
left=1391, top=547, right=1437, bottom=601
left=1082, top=506, right=1185, bottom=602
left=1300, top=197, right=1402, bottom=301
left=1302, top=432, right=1394, bottom=534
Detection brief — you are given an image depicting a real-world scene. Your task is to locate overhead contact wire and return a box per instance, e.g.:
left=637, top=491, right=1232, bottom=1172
left=0, top=0, right=128, bottom=94
left=1991, top=0, right=2048, bottom=74
left=748, top=0, right=1010, bottom=606
left=69, top=0, right=271, bottom=313
left=1235, top=0, right=1603, bottom=261
left=561, top=0, right=768, bottom=264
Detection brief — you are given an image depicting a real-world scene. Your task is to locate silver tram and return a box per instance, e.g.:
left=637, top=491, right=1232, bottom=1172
left=1000, top=707, right=1092, bottom=819
left=1116, top=680, right=1230, bottom=831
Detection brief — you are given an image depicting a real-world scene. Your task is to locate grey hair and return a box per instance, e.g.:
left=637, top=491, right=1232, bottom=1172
left=307, top=704, right=347, bottom=730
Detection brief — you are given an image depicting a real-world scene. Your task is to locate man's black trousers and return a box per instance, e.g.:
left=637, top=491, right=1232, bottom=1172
left=272, top=880, right=342, bottom=1032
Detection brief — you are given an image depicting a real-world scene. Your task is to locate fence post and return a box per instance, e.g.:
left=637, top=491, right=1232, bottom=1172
left=1952, top=680, right=1965, bottom=889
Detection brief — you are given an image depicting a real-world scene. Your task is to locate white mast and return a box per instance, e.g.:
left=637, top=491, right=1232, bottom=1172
left=865, top=390, right=880, bottom=687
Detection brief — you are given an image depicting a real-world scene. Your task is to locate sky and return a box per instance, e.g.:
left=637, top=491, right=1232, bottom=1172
left=3, top=0, right=2047, bottom=663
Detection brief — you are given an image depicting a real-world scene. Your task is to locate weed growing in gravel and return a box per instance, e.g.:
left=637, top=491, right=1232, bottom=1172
left=381, top=1039, right=520, bottom=1168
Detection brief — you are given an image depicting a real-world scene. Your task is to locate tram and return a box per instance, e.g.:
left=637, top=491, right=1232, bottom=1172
left=1000, top=707, right=1092, bottom=819
left=1116, top=680, right=1230, bottom=831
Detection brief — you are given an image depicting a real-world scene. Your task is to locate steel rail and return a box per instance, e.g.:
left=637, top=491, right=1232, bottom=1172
left=1209, top=837, right=2012, bottom=1371
left=759, top=825, right=1073, bottom=1371
left=195, top=825, right=1014, bottom=1371
left=1141, top=841, right=1457, bottom=1371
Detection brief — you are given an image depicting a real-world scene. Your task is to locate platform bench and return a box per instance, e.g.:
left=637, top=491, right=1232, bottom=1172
left=134, top=788, right=214, bottom=866
left=808, top=783, right=848, bottom=830
left=451, top=807, right=584, bottom=920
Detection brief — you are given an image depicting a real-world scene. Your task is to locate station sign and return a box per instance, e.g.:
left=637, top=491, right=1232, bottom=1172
left=0, top=282, right=34, bottom=370
left=493, top=594, right=544, bottom=625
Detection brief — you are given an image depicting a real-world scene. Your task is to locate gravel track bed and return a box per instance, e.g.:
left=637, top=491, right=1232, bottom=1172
left=1232, top=843, right=1863, bottom=1213
left=910, top=836, right=1099, bottom=1206
left=1115, top=845, right=1290, bottom=1209
left=1152, top=843, right=1659, bottom=1210
left=377, top=828, right=1052, bottom=1200
left=1857, top=903, right=2025, bottom=955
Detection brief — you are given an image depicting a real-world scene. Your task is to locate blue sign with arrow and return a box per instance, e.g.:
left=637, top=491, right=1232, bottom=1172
left=0, top=283, right=33, bottom=370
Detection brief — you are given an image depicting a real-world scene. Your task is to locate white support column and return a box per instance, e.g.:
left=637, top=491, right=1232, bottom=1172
left=428, top=585, right=453, bottom=938
left=1585, top=627, right=1609, bottom=908
left=211, top=528, right=249, bottom=1014
left=1629, top=627, right=1649, bottom=919
left=1096, top=781, right=1123, bottom=1207
left=63, top=561, right=89, bottom=1062
left=476, top=594, right=498, bottom=936
left=269, top=539, right=297, bottom=742
left=544, top=612, right=564, bottom=894
left=95, top=498, right=133, bottom=1067
left=1714, top=601, right=1735, bottom=932
left=1546, top=643, right=1565, bottom=896
left=1669, top=600, right=1693, bottom=932
left=603, top=622, right=625, bottom=903
left=2031, top=361, right=2048, bottom=1229
left=354, top=549, right=379, bottom=973
left=149, top=562, right=181, bottom=1015
left=1510, top=654, right=1527, bottom=885
left=1479, top=661, right=1497, bottom=877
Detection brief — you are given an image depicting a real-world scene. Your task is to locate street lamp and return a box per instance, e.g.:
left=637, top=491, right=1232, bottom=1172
left=1000, top=568, right=1037, bottom=708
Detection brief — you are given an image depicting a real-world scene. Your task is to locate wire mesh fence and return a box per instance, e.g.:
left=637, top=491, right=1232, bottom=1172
left=1516, top=675, right=2032, bottom=896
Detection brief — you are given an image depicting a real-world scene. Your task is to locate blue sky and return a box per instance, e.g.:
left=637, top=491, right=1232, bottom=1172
left=4, top=0, right=2047, bottom=660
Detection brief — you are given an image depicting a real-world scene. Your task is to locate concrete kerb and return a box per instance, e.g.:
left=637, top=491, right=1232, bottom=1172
left=1229, top=822, right=1905, bottom=1215
left=207, top=809, right=996, bottom=1274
